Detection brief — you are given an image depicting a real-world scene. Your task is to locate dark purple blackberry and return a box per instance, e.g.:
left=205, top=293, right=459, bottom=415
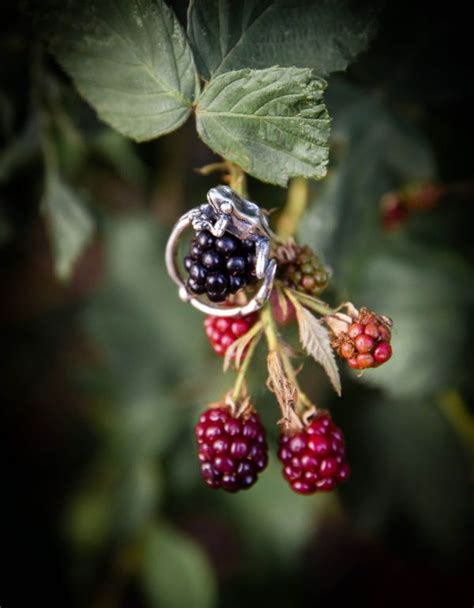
left=226, top=256, right=246, bottom=275
left=195, top=405, right=268, bottom=492
left=278, top=413, right=350, bottom=494
left=183, top=230, right=257, bottom=302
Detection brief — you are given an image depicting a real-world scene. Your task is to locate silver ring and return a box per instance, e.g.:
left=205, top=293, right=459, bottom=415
left=165, top=186, right=277, bottom=318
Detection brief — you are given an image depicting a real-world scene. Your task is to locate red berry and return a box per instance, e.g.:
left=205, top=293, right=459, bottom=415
left=347, top=357, right=359, bottom=369
left=354, top=333, right=375, bottom=354
left=204, top=313, right=257, bottom=358
left=340, top=342, right=354, bottom=359
left=380, top=192, right=409, bottom=231
left=278, top=413, right=350, bottom=495
left=270, top=290, right=296, bottom=326
left=356, top=353, right=375, bottom=369
left=348, top=323, right=364, bottom=339
left=364, top=323, right=379, bottom=339
left=334, top=309, right=393, bottom=370
left=195, top=406, right=268, bottom=492
left=373, top=341, right=392, bottom=364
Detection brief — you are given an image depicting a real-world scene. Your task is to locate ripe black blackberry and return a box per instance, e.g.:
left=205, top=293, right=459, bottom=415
left=184, top=230, right=257, bottom=302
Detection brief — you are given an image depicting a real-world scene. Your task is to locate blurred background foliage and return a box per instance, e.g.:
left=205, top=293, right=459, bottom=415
left=1, top=2, right=473, bottom=607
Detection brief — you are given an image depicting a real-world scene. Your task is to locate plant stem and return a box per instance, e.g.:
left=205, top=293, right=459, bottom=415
left=261, top=304, right=312, bottom=412
left=227, top=162, right=247, bottom=197
left=286, top=288, right=334, bottom=317
left=231, top=334, right=260, bottom=403
left=276, top=177, right=308, bottom=241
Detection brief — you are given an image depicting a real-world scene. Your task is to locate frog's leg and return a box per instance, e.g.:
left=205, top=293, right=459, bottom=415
left=255, top=236, right=270, bottom=279
left=209, top=215, right=229, bottom=237
left=191, top=218, right=213, bottom=232
left=253, top=259, right=277, bottom=308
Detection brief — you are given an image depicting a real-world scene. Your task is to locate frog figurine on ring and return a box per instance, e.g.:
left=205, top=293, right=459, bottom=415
left=189, top=186, right=276, bottom=280
left=165, top=186, right=278, bottom=318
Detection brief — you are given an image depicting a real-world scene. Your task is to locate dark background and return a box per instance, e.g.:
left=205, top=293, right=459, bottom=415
left=1, top=2, right=473, bottom=607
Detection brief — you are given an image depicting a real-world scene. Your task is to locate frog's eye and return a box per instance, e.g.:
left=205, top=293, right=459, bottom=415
left=220, top=202, right=232, bottom=214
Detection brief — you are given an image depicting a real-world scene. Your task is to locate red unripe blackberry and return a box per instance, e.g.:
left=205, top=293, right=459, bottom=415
left=195, top=406, right=268, bottom=492
left=204, top=314, right=257, bottom=357
left=278, top=413, right=350, bottom=495
left=380, top=192, right=409, bottom=231
left=270, top=289, right=296, bottom=326
left=333, top=309, right=393, bottom=370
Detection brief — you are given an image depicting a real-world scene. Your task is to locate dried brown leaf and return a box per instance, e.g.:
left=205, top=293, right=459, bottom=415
left=266, top=351, right=302, bottom=431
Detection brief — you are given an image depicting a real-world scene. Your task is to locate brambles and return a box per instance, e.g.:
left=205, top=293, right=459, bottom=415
left=195, top=404, right=268, bottom=492
left=380, top=182, right=444, bottom=231
left=184, top=230, right=257, bottom=302
left=278, top=413, right=350, bottom=494
left=380, top=192, right=409, bottom=231
left=204, top=314, right=257, bottom=357
left=277, top=243, right=330, bottom=296
left=327, top=307, right=393, bottom=370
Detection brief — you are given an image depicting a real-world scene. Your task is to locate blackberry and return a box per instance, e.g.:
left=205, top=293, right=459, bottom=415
left=184, top=230, right=257, bottom=302
left=204, top=314, right=257, bottom=357
left=278, top=413, right=350, bottom=494
left=332, top=308, right=392, bottom=370
left=277, top=244, right=329, bottom=296
left=195, top=405, right=268, bottom=492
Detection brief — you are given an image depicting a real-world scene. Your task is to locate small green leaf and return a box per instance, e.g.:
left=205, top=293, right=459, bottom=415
left=141, top=524, right=216, bottom=608
left=41, top=172, right=94, bottom=280
left=196, top=67, right=330, bottom=186
left=49, top=0, right=199, bottom=141
left=289, top=295, right=341, bottom=396
left=188, top=0, right=375, bottom=79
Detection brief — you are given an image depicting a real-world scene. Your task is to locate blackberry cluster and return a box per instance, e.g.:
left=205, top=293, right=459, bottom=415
left=184, top=230, right=257, bottom=302
left=278, top=413, right=350, bottom=494
left=335, top=309, right=392, bottom=370
left=278, top=245, right=329, bottom=296
left=195, top=406, right=268, bottom=492
left=204, top=314, right=257, bottom=357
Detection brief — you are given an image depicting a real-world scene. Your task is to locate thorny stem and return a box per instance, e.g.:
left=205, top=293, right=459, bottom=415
left=231, top=333, right=260, bottom=403
left=276, top=177, right=309, bottom=241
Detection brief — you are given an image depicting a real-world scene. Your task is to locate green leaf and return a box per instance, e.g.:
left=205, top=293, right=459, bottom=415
left=290, top=296, right=341, bottom=396
left=41, top=172, right=94, bottom=280
left=196, top=67, right=330, bottom=186
left=49, top=0, right=199, bottom=142
left=141, top=524, right=216, bottom=608
left=188, top=0, right=375, bottom=80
